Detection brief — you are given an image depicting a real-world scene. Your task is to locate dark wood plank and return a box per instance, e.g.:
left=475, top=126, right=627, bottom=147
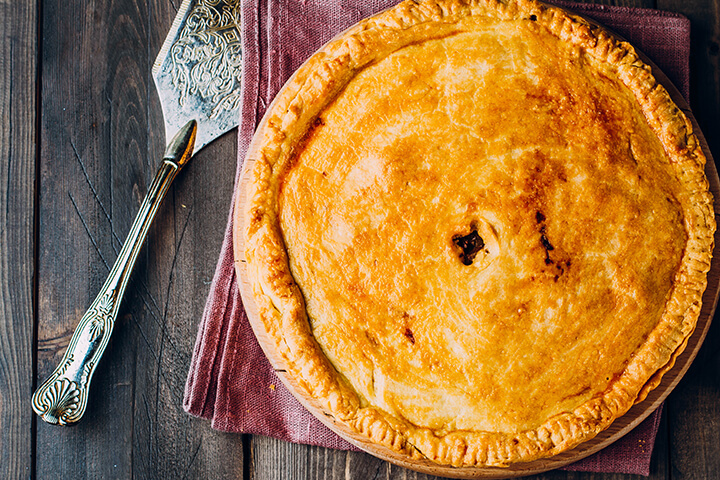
left=249, top=436, right=388, bottom=480
left=36, top=0, right=244, bottom=477
left=0, top=1, right=37, bottom=479
left=36, top=0, right=144, bottom=476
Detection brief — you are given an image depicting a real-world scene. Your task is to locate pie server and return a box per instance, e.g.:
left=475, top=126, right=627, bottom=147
left=32, top=0, right=242, bottom=425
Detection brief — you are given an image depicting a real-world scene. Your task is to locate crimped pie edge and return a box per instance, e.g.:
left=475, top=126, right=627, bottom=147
left=241, top=0, right=715, bottom=468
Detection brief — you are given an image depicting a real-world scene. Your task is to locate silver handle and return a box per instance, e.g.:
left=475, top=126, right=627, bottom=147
left=32, top=120, right=197, bottom=425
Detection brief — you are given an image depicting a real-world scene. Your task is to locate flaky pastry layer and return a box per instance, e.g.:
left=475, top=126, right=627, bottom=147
left=242, top=0, right=715, bottom=468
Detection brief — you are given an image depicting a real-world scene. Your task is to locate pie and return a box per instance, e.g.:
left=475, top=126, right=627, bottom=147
left=239, top=0, right=715, bottom=468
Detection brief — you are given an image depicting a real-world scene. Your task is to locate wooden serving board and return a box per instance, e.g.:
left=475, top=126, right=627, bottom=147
left=231, top=22, right=720, bottom=480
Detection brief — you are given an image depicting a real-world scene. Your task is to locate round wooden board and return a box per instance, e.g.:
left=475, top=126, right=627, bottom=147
left=231, top=9, right=720, bottom=479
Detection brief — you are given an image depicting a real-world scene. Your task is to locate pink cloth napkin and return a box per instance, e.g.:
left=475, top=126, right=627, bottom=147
left=184, top=1, right=691, bottom=475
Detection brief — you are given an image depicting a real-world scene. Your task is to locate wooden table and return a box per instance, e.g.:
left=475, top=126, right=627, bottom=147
left=2, top=0, right=719, bottom=478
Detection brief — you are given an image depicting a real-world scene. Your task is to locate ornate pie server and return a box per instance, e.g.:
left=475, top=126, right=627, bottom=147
left=32, top=0, right=242, bottom=425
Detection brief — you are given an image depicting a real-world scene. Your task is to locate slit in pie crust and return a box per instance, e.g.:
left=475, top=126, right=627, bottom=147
left=241, top=0, right=715, bottom=468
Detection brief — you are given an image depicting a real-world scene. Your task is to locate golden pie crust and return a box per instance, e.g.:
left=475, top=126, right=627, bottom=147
left=241, top=0, right=715, bottom=467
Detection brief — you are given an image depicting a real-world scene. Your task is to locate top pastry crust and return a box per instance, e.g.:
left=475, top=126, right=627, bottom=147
left=241, top=0, right=715, bottom=468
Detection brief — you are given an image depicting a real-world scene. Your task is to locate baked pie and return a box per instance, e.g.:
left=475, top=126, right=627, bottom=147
left=239, top=0, right=715, bottom=468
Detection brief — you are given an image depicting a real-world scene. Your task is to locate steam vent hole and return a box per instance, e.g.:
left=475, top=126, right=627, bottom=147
left=453, top=230, right=485, bottom=265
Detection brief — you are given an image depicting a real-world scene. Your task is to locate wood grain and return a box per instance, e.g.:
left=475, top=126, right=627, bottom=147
left=35, top=0, right=244, bottom=478
left=37, top=1, right=144, bottom=478
left=36, top=0, right=145, bottom=476
left=0, top=1, right=37, bottom=479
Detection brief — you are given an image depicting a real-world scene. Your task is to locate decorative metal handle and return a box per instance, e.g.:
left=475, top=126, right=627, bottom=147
left=32, top=120, right=197, bottom=425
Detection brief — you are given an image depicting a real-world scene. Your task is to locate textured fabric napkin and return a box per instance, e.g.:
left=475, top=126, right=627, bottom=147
left=184, top=1, right=691, bottom=475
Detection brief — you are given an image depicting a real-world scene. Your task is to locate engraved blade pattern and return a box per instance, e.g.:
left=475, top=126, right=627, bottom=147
left=152, top=0, right=242, bottom=155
